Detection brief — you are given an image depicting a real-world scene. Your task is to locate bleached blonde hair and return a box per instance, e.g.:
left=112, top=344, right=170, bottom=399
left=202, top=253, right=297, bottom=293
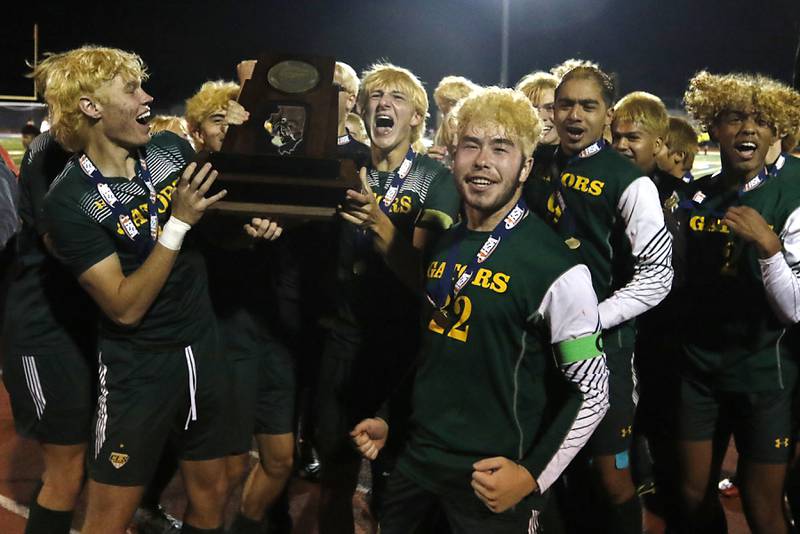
left=31, top=45, right=148, bottom=152
left=457, top=87, right=542, bottom=157
left=184, top=80, right=240, bottom=132
left=358, top=62, right=429, bottom=144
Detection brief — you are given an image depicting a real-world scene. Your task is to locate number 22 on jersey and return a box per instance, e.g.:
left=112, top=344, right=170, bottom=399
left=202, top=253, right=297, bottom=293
left=428, top=295, right=472, bottom=342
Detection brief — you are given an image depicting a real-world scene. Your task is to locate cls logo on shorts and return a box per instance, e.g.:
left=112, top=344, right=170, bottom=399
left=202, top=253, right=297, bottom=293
left=775, top=437, right=790, bottom=449
left=109, top=452, right=130, bottom=469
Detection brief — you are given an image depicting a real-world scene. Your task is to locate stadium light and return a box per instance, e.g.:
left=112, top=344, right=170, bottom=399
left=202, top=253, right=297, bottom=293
left=500, top=0, right=509, bottom=87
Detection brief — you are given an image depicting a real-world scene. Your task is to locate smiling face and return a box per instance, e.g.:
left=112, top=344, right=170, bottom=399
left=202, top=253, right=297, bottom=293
left=364, top=84, right=422, bottom=155
left=453, top=121, right=532, bottom=228
left=554, top=77, right=612, bottom=156
left=611, top=119, right=663, bottom=173
left=193, top=108, right=227, bottom=152
left=712, top=108, right=777, bottom=179
left=92, top=75, right=153, bottom=149
left=532, top=88, right=559, bottom=145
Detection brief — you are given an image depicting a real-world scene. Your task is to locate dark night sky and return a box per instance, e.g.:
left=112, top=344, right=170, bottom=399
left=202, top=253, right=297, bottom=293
left=3, top=0, right=799, bottom=115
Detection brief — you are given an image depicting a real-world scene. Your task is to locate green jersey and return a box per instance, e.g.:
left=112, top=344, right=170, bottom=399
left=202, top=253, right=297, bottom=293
left=680, top=157, right=800, bottom=392
left=43, top=132, right=215, bottom=349
left=527, top=144, right=672, bottom=353
left=337, top=153, right=460, bottom=327
left=397, top=213, right=609, bottom=509
left=4, top=132, right=97, bottom=354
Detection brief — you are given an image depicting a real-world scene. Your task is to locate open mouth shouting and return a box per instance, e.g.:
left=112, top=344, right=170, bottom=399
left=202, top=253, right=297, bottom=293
left=136, top=110, right=152, bottom=126
left=733, top=140, right=757, bottom=161
left=374, top=114, right=395, bottom=136
left=564, top=124, right=585, bottom=143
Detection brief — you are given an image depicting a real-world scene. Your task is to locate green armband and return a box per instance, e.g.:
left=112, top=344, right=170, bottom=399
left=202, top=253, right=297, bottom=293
left=555, top=333, right=603, bottom=365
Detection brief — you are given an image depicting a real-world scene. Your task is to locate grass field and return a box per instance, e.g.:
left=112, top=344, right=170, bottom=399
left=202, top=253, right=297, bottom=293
left=0, top=136, right=24, bottom=168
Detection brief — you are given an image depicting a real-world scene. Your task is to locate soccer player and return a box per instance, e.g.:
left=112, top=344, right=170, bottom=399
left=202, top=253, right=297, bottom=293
left=38, top=45, right=279, bottom=534
left=347, top=86, right=610, bottom=533
left=183, top=78, right=296, bottom=534
left=335, top=62, right=371, bottom=162
left=429, top=76, right=479, bottom=164
left=528, top=65, right=673, bottom=534
left=317, top=62, right=460, bottom=534
left=678, top=71, right=800, bottom=534
left=517, top=71, right=560, bottom=207
left=656, top=116, right=699, bottom=184
left=2, top=120, right=94, bottom=534
left=185, top=80, right=243, bottom=153
left=21, top=122, right=41, bottom=151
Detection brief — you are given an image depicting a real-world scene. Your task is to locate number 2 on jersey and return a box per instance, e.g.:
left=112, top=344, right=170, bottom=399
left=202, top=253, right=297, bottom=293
left=428, top=295, right=472, bottom=342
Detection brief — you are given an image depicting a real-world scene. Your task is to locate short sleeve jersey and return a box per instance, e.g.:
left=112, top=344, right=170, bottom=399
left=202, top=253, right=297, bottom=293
left=680, top=160, right=800, bottom=391
left=4, top=132, right=97, bottom=354
left=397, top=214, right=581, bottom=510
left=336, top=153, right=461, bottom=326
left=44, top=132, right=214, bottom=348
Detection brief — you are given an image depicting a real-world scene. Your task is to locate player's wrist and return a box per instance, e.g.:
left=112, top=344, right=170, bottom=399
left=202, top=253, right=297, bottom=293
left=158, top=216, right=192, bottom=251
left=756, top=232, right=782, bottom=259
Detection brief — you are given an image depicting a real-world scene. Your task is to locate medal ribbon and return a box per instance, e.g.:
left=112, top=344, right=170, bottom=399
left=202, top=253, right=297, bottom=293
left=78, top=149, right=159, bottom=260
left=426, top=198, right=528, bottom=313
left=678, top=166, right=770, bottom=217
left=376, top=146, right=416, bottom=215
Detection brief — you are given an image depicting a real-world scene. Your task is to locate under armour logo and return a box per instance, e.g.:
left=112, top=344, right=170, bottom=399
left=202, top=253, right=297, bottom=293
left=620, top=425, right=633, bottom=438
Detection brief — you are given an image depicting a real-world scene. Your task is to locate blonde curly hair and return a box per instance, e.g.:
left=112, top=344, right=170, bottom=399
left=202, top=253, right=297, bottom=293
left=456, top=87, right=542, bottom=158
left=358, top=63, right=429, bottom=144
left=184, top=80, right=240, bottom=132
left=30, top=45, right=148, bottom=152
left=684, top=71, right=800, bottom=136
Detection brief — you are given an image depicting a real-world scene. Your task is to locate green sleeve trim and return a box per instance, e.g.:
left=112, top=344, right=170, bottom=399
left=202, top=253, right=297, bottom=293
left=555, top=333, right=603, bottom=365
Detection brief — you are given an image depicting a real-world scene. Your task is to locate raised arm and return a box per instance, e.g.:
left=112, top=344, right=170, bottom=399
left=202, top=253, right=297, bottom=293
left=78, top=162, right=225, bottom=326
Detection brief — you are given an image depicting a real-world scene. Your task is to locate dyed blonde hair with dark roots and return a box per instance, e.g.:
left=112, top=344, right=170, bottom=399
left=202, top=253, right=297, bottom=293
left=31, top=45, right=148, bottom=152
left=613, top=91, right=669, bottom=138
left=456, top=87, right=542, bottom=158
left=684, top=71, right=800, bottom=136
left=184, top=80, right=240, bottom=133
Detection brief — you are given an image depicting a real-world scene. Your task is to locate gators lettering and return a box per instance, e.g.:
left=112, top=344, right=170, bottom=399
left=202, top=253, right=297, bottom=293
left=426, top=261, right=510, bottom=294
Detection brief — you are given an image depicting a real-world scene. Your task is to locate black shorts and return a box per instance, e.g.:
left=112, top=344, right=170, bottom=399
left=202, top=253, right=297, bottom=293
left=315, top=321, right=419, bottom=463
left=223, top=309, right=296, bottom=454
left=678, top=375, right=794, bottom=464
left=586, top=339, right=635, bottom=459
left=3, top=349, right=94, bottom=445
left=380, top=469, right=542, bottom=534
left=88, top=327, right=234, bottom=486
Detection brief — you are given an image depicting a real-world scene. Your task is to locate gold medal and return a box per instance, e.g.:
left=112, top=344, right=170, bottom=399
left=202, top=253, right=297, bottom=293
left=432, top=308, right=452, bottom=330
left=565, top=237, right=581, bottom=249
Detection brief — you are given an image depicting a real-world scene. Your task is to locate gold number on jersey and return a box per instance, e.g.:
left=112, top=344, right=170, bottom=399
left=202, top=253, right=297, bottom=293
left=427, top=295, right=472, bottom=343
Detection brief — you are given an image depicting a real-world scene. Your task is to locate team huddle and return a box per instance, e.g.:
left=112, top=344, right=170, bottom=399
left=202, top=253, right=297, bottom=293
left=3, top=43, right=800, bottom=534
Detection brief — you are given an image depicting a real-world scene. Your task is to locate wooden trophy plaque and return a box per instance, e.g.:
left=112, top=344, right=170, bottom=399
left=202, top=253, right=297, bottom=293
left=202, top=52, right=360, bottom=220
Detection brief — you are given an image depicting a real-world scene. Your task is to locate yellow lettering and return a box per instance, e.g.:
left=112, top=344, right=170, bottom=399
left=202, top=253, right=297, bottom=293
left=472, top=268, right=493, bottom=289
left=588, top=180, right=604, bottom=196
left=490, top=272, right=510, bottom=293
left=689, top=216, right=705, bottom=231
left=399, top=195, right=412, bottom=213
left=94, top=200, right=107, bottom=210
left=434, top=262, right=446, bottom=279
left=561, top=173, right=576, bottom=188
left=130, top=208, right=147, bottom=227
left=574, top=175, right=590, bottom=192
